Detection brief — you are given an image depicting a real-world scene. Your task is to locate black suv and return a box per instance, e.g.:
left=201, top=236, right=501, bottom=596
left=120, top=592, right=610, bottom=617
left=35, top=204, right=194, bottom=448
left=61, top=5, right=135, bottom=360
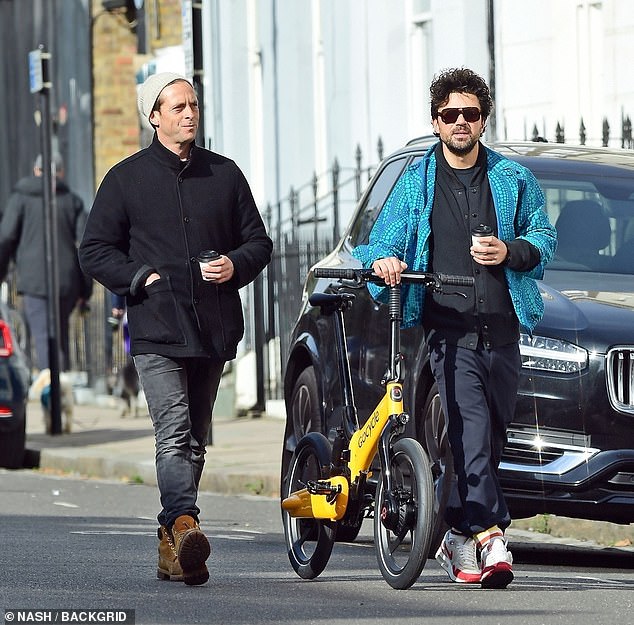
left=282, top=139, right=634, bottom=532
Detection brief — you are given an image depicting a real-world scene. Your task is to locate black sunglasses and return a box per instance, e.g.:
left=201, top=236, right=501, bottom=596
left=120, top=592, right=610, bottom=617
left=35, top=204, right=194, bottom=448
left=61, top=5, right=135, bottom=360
left=437, top=107, right=482, bottom=124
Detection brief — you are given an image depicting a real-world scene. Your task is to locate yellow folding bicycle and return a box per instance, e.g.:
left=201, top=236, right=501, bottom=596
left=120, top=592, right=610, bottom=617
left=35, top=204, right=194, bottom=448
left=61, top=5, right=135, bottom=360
left=281, top=267, right=474, bottom=589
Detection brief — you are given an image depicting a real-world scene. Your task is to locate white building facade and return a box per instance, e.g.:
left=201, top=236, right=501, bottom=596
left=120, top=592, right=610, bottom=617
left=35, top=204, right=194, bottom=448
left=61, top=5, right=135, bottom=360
left=199, top=0, right=634, bottom=233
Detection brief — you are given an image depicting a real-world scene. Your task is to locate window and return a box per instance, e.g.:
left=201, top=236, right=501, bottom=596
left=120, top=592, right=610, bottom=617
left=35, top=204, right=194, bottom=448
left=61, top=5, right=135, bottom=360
left=347, top=157, right=410, bottom=247
left=534, top=173, right=634, bottom=273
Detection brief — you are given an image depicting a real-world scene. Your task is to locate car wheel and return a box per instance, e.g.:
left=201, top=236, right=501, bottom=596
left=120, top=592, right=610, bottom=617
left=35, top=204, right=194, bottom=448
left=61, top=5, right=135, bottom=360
left=0, top=418, right=26, bottom=469
left=419, top=382, right=453, bottom=555
left=281, top=366, right=323, bottom=493
left=290, top=366, right=322, bottom=444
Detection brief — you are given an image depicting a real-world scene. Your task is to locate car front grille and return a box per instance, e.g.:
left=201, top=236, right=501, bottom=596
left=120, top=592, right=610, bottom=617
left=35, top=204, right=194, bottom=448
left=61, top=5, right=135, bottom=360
left=606, top=347, right=634, bottom=415
left=500, top=427, right=598, bottom=475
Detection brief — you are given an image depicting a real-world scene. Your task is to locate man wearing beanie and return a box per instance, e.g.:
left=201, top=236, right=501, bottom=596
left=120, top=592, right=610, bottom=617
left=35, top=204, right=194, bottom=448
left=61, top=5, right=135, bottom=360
left=79, top=73, right=272, bottom=585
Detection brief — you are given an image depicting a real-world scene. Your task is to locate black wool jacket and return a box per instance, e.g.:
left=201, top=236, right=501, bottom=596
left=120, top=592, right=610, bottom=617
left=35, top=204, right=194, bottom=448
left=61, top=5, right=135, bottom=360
left=79, top=136, right=273, bottom=361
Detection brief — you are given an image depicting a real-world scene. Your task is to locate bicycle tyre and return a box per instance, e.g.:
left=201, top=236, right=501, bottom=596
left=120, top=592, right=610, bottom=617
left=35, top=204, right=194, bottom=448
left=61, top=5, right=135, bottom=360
left=282, top=432, right=336, bottom=579
left=374, top=437, right=434, bottom=589
left=335, top=513, right=364, bottom=543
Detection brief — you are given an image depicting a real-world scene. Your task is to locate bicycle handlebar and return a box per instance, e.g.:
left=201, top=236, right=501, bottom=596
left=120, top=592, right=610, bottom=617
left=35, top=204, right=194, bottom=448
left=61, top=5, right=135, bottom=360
left=313, top=267, right=474, bottom=288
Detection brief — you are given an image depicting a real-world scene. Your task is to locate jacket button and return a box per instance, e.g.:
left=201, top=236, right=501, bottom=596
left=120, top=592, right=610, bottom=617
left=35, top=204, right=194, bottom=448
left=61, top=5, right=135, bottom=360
left=193, top=298, right=200, bottom=304
left=184, top=216, right=190, bottom=223
left=178, top=177, right=183, bottom=183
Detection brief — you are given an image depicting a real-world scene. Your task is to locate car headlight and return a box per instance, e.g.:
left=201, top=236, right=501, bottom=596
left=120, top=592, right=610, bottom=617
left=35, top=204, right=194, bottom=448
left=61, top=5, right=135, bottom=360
left=519, top=334, right=588, bottom=373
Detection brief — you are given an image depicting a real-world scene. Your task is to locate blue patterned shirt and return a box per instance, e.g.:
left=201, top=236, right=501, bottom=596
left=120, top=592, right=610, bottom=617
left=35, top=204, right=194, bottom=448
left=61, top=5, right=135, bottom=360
left=352, top=143, right=558, bottom=334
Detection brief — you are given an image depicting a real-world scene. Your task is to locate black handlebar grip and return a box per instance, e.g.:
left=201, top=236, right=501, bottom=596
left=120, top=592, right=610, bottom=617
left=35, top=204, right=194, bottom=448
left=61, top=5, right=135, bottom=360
left=437, top=273, right=475, bottom=287
left=313, top=267, right=358, bottom=280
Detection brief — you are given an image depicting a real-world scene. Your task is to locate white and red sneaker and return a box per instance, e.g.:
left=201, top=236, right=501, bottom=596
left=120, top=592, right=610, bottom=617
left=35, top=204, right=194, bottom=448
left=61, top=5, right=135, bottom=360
left=435, top=529, right=481, bottom=583
left=479, top=536, right=514, bottom=589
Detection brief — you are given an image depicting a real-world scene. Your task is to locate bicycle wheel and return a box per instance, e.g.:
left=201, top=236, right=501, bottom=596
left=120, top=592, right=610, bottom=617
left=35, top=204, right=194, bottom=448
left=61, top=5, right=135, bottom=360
left=282, top=432, right=336, bottom=579
left=374, top=437, right=434, bottom=589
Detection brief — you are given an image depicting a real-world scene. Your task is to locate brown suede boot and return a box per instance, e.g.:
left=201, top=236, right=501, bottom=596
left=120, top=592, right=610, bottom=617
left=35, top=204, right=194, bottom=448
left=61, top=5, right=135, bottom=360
left=171, top=515, right=210, bottom=586
left=157, top=526, right=184, bottom=581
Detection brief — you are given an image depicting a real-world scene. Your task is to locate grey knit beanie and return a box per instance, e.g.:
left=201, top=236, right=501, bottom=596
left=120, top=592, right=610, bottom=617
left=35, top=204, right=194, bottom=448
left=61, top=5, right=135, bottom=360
left=34, top=152, right=64, bottom=172
left=137, top=72, right=191, bottom=129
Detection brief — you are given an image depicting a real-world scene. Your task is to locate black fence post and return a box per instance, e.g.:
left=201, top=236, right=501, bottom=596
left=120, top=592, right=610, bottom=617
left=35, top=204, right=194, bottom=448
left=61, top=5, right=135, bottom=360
left=622, top=115, right=632, bottom=149
left=252, top=271, right=266, bottom=417
left=312, top=171, right=319, bottom=254
left=332, top=158, right=340, bottom=246
left=265, top=202, right=276, bottom=347
left=579, top=118, right=586, bottom=145
left=531, top=124, right=540, bottom=142
left=602, top=118, right=610, bottom=146
left=355, top=144, right=362, bottom=200
left=555, top=122, right=565, bottom=143
left=289, top=185, right=297, bottom=236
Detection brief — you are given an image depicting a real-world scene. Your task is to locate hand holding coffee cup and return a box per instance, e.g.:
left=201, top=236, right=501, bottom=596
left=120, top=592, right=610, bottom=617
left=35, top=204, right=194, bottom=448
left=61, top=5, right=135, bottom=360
left=470, top=224, right=508, bottom=265
left=471, top=224, right=493, bottom=247
left=197, top=250, right=220, bottom=281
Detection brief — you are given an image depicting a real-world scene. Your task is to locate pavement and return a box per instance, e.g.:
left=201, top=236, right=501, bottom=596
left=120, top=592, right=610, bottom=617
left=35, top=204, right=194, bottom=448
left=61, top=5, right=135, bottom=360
left=25, top=395, right=285, bottom=499
left=23, top=392, right=634, bottom=553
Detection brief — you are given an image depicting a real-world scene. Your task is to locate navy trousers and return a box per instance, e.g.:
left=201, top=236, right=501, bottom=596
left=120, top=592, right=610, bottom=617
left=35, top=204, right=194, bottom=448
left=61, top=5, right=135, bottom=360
left=430, top=341, right=521, bottom=535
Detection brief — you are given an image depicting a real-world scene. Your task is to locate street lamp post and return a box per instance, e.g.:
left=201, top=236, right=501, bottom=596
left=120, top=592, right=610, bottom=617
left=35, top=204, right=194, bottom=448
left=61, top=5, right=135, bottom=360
left=30, top=45, right=63, bottom=435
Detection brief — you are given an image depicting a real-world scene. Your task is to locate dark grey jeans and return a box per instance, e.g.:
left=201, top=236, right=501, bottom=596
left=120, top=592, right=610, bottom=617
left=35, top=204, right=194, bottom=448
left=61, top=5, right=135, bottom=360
left=133, top=354, right=225, bottom=528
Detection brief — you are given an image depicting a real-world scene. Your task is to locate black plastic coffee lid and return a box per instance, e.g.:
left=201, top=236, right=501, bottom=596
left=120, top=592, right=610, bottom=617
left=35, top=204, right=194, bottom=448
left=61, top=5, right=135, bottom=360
left=197, top=250, right=219, bottom=261
left=471, top=224, right=493, bottom=236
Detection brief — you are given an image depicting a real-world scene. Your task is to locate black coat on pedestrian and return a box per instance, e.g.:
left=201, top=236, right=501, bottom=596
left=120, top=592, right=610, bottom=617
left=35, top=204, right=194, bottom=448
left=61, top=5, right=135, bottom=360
left=0, top=175, right=92, bottom=302
left=79, top=136, right=273, bottom=362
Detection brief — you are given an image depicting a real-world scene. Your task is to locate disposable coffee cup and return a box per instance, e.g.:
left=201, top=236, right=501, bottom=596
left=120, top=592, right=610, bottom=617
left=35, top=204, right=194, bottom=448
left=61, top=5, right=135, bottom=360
left=197, top=250, right=220, bottom=281
left=471, top=224, right=493, bottom=247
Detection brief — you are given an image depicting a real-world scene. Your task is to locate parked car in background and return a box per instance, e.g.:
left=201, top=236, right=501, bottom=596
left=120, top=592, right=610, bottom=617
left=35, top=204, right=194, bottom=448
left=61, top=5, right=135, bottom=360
left=0, top=302, right=32, bottom=469
left=282, top=139, right=634, bottom=539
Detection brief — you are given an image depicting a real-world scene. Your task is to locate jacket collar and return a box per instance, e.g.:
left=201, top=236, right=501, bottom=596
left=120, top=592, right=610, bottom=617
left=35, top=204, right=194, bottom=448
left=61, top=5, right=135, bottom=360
left=148, top=133, right=198, bottom=171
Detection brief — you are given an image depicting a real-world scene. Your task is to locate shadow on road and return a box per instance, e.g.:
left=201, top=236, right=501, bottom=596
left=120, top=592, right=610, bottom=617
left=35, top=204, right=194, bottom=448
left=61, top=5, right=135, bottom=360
left=512, top=540, right=634, bottom=568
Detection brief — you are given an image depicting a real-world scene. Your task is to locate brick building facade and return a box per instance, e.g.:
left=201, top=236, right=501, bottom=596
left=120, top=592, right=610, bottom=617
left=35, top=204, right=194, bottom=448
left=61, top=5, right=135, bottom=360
left=91, top=0, right=184, bottom=186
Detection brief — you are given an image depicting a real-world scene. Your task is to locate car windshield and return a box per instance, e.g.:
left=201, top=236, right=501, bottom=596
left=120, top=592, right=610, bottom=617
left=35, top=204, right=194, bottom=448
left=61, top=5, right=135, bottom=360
left=526, top=168, right=634, bottom=275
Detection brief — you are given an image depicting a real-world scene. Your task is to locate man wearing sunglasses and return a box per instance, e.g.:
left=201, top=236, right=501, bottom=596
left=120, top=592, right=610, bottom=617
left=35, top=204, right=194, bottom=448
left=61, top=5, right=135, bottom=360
left=353, top=67, right=557, bottom=588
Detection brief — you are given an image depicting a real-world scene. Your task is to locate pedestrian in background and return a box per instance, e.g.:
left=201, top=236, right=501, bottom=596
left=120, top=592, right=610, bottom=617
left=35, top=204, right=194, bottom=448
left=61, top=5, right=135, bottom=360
left=79, top=72, right=272, bottom=586
left=0, top=152, right=92, bottom=372
left=353, top=67, right=557, bottom=588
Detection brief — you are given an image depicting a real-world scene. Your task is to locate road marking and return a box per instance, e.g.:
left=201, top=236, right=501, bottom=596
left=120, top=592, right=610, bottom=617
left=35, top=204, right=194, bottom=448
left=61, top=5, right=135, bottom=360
left=69, top=530, right=256, bottom=541
left=208, top=534, right=255, bottom=541
left=70, top=531, right=155, bottom=536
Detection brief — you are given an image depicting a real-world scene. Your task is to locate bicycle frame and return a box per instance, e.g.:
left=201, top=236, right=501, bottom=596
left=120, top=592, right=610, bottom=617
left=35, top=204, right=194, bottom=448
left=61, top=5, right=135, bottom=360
left=282, top=276, right=408, bottom=522
left=281, top=267, right=473, bottom=587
